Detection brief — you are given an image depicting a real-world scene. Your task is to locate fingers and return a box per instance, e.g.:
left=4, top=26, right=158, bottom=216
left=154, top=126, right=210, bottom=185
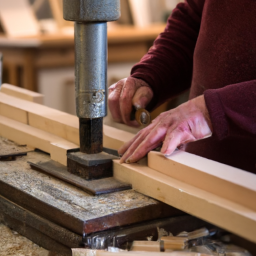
left=119, top=123, right=156, bottom=162
left=120, top=122, right=167, bottom=163
left=132, top=86, right=154, bottom=109
left=119, top=77, right=147, bottom=126
left=108, top=78, right=127, bottom=123
left=161, top=125, right=196, bottom=156
left=108, top=77, right=152, bottom=126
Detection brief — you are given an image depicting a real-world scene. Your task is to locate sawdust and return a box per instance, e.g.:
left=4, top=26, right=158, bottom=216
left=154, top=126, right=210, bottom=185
left=0, top=223, right=49, bottom=256
left=0, top=137, right=33, bottom=156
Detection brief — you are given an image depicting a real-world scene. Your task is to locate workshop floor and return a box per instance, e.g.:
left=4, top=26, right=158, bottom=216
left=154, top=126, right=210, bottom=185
left=0, top=223, right=62, bottom=256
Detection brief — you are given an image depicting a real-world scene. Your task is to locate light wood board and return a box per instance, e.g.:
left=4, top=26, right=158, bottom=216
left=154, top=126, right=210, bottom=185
left=148, top=151, right=256, bottom=212
left=0, top=92, right=134, bottom=150
left=113, top=161, right=256, bottom=244
left=0, top=115, right=78, bottom=165
left=1, top=83, right=44, bottom=104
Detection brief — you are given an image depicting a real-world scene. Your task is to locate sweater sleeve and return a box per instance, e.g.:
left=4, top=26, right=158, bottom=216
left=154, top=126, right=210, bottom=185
left=204, top=80, right=256, bottom=140
left=131, top=0, right=205, bottom=110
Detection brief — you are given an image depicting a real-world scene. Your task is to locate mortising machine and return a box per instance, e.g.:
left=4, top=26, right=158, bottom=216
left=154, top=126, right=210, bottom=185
left=0, top=1, right=212, bottom=255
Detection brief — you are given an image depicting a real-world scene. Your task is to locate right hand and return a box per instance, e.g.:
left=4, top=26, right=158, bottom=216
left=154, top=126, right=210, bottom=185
left=108, top=77, right=154, bottom=127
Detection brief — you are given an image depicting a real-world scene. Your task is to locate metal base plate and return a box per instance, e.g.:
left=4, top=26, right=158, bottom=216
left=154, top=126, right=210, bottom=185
left=67, top=151, right=118, bottom=180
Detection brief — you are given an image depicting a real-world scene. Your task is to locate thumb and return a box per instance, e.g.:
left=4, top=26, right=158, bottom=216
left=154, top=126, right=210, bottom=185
left=132, top=86, right=154, bottom=109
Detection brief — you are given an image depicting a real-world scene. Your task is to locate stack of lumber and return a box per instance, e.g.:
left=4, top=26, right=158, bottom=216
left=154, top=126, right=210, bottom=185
left=0, top=84, right=134, bottom=165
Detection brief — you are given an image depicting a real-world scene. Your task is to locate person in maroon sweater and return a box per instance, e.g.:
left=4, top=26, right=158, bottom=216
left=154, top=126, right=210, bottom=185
left=108, top=0, right=256, bottom=174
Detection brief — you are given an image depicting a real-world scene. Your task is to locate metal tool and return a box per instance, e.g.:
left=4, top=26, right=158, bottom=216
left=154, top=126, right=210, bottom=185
left=63, top=0, right=120, bottom=154
left=130, top=106, right=151, bottom=127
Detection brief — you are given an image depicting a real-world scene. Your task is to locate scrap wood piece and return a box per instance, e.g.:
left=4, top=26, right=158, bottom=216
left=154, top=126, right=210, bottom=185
left=0, top=150, right=182, bottom=235
left=130, top=241, right=160, bottom=252
left=0, top=194, right=81, bottom=251
left=0, top=92, right=135, bottom=150
left=28, top=160, right=131, bottom=196
left=148, top=151, right=256, bottom=212
left=160, top=237, right=188, bottom=250
left=0, top=83, right=44, bottom=104
left=85, top=215, right=210, bottom=251
left=113, top=160, right=256, bottom=244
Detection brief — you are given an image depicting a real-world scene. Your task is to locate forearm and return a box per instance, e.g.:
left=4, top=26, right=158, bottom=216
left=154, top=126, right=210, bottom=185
left=204, top=80, right=256, bottom=140
left=131, top=0, right=205, bottom=110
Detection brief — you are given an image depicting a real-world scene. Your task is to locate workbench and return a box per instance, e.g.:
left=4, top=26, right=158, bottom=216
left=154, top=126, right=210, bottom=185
left=0, top=24, right=165, bottom=91
left=0, top=137, right=209, bottom=255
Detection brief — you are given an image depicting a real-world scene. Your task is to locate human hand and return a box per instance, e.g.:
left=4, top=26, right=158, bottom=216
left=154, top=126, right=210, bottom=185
left=119, top=95, right=213, bottom=163
left=108, top=77, right=154, bottom=127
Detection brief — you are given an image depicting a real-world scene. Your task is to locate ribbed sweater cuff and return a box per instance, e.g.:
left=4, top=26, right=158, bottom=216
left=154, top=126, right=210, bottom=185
left=204, top=89, right=229, bottom=140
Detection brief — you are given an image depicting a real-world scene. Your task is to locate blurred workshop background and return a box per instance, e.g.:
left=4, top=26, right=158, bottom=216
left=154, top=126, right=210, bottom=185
left=0, top=0, right=185, bottom=133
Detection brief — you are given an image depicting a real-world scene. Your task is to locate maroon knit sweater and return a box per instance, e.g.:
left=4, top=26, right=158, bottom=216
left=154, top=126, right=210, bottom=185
left=131, top=0, right=256, bottom=173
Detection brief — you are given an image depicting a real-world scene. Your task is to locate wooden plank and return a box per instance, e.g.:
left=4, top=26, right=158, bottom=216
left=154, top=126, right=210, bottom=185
left=0, top=92, right=80, bottom=144
left=103, top=125, right=134, bottom=150
left=1, top=83, right=44, bottom=104
left=0, top=93, right=134, bottom=150
left=0, top=115, right=78, bottom=164
left=113, top=161, right=256, bottom=244
left=50, top=141, right=79, bottom=166
left=0, top=102, right=28, bottom=124
left=148, top=151, right=256, bottom=212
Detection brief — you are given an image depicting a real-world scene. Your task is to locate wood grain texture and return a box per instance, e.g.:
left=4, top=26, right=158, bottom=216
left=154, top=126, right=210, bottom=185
left=50, top=141, right=78, bottom=166
left=0, top=83, right=44, bottom=104
left=0, top=92, right=79, bottom=144
left=148, top=151, right=256, bottom=212
left=0, top=115, right=78, bottom=164
left=0, top=93, right=134, bottom=151
left=113, top=160, right=256, bottom=244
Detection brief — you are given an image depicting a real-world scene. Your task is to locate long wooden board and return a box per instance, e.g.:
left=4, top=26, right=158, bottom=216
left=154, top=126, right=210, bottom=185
left=113, top=161, right=256, bottom=244
left=0, top=83, right=44, bottom=104
left=148, top=151, right=256, bottom=212
left=0, top=92, right=134, bottom=151
left=0, top=115, right=78, bottom=165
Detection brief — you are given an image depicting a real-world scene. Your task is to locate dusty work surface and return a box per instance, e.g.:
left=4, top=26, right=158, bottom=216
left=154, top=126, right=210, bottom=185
left=0, top=223, right=51, bottom=256
left=0, top=137, right=33, bottom=155
left=0, top=137, right=181, bottom=236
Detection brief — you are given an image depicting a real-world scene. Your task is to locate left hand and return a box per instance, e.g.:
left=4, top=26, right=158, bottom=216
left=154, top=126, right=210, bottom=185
left=119, top=95, right=213, bottom=163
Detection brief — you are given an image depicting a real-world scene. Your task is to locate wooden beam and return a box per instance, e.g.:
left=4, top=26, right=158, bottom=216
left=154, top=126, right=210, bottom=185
left=103, top=125, right=134, bottom=150
left=0, top=102, right=28, bottom=124
left=0, top=115, right=78, bottom=165
left=0, top=83, right=44, bottom=104
left=148, top=151, right=256, bottom=212
left=0, top=92, right=134, bottom=150
left=113, top=161, right=256, bottom=243
left=50, top=142, right=78, bottom=166
left=0, top=92, right=79, bottom=144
